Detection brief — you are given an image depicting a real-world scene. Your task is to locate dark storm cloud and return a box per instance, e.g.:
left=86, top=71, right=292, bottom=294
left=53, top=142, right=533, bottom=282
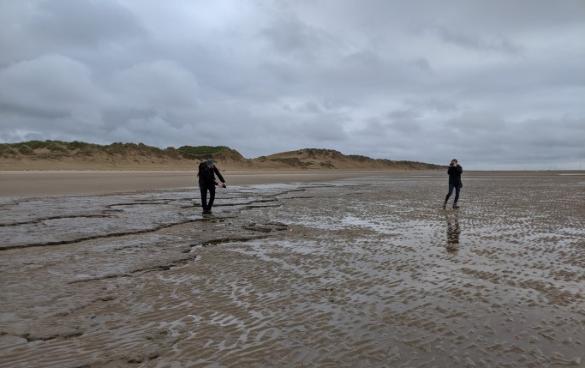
left=0, top=0, right=584, bottom=169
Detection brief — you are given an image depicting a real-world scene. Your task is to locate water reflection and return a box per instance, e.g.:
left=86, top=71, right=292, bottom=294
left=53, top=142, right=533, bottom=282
left=446, top=212, right=461, bottom=252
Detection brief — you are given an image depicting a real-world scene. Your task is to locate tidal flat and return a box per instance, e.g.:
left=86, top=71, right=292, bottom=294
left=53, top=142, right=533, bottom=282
left=0, top=172, right=584, bottom=367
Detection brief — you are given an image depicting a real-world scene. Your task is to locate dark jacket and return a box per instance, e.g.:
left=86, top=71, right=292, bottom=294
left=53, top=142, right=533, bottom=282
left=448, top=165, right=463, bottom=187
left=198, top=162, right=225, bottom=186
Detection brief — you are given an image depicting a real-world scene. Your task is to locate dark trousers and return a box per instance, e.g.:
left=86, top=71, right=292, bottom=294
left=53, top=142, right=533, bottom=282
left=445, top=184, right=461, bottom=204
left=199, top=182, right=216, bottom=211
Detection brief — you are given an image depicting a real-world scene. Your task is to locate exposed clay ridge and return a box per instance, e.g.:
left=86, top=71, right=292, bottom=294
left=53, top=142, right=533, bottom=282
left=0, top=218, right=204, bottom=251
left=0, top=329, right=84, bottom=343
left=0, top=195, right=282, bottom=251
left=68, top=256, right=197, bottom=284
left=69, top=234, right=274, bottom=284
left=0, top=213, right=116, bottom=227
left=243, top=222, right=289, bottom=233
left=199, top=234, right=273, bottom=247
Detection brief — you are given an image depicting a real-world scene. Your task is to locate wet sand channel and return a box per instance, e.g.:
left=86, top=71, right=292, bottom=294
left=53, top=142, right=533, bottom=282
left=0, top=172, right=584, bottom=367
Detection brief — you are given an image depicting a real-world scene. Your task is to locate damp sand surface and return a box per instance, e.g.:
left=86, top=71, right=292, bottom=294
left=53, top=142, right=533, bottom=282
left=0, top=172, right=584, bottom=367
left=0, top=170, right=380, bottom=197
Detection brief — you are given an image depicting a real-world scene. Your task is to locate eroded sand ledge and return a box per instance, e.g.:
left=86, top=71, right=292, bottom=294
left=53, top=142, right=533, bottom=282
left=0, top=172, right=584, bottom=367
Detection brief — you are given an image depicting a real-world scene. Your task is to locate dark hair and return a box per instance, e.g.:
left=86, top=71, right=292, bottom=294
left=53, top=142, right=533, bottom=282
left=452, top=158, right=458, bottom=163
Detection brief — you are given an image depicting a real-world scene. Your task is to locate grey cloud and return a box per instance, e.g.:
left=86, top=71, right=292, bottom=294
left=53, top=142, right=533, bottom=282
left=260, top=17, right=335, bottom=60
left=411, top=58, right=432, bottom=72
left=109, top=60, right=200, bottom=109
left=32, top=0, right=144, bottom=46
left=405, top=98, right=458, bottom=113
left=0, top=54, right=100, bottom=120
left=422, top=25, right=521, bottom=54
left=0, top=0, right=583, bottom=169
left=0, top=1, right=145, bottom=67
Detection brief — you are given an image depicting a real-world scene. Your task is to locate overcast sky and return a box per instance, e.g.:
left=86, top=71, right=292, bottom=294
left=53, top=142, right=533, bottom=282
left=0, top=0, right=584, bottom=169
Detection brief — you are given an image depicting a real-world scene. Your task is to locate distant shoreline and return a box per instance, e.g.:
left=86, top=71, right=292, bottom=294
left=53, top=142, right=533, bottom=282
left=2, top=170, right=583, bottom=198
left=0, top=168, right=438, bottom=174
left=0, top=170, right=384, bottom=198
left=1, top=169, right=582, bottom=173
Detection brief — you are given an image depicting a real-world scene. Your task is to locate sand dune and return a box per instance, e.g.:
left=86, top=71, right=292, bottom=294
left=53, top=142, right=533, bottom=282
left=0, top=141, right=442, bottom=171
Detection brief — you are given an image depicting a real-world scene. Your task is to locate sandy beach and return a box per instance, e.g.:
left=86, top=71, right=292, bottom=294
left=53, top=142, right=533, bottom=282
left=0, top=171, right=584, bottom=367
left=0, top=170, right=379, bottom=197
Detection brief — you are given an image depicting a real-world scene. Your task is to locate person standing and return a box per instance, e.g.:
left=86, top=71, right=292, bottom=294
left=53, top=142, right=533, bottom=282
left=197, top=159, right=226, bottom=214
left=443, top=159, right=463, bottom=209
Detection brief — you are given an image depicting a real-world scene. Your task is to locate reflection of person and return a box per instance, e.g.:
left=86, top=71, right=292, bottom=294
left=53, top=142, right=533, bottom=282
left=446, top=213, right=461, bottom=251
left=197, top=159, right=226, bottom=214
left=443, top=159, right=463, bottom=209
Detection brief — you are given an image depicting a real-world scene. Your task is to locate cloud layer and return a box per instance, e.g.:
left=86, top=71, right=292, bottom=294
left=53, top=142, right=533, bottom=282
left=1, top=0, right=584, bottom=169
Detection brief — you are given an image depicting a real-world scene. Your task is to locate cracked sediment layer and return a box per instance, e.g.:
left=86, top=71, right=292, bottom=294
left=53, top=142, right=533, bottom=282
left=0, top=172, right=584, bottom=367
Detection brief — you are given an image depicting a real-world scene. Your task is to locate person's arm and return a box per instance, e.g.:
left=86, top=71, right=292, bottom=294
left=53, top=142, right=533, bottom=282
left=457, top=165, right=463, bottom=174
left=213, top=166, right=226, bottom=184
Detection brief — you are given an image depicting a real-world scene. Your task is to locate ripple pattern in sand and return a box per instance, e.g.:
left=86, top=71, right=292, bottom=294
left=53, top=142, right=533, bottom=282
left=0, top=174, right=584, bottom=367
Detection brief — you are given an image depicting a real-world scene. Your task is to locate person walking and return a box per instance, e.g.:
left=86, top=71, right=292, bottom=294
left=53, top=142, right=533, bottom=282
left=197, top=159, right=226, bottom=214
left=443, top=159, right=463, bottom=209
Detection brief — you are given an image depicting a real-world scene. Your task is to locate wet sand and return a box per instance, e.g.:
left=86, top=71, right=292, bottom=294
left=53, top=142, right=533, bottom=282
left=0, top=172, right=584, bottom=367
left=0, top=170, right=380, bottom=197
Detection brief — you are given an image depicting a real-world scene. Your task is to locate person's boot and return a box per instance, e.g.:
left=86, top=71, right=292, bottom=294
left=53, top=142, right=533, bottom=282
left=442, top=201, right=447, bottom=210
left=452, top=203, right=459, bottom=209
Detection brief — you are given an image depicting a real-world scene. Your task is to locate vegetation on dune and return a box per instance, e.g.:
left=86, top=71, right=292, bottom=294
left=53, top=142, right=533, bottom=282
left=0, top=140, right=101, bottom=157
left=263, top=148, right=443, bottom=169
left=270, top=148, right=344, bottom=159
left=1, top=140, right=74, bottom=157
left=267, top=157, right=312, bottom=168
left=105, top=142, right=168, bottom=157
left=0, top=140, right=240, bottom=161
left=177, top=145, right=232, bottom=159
left=346, top=154, right=370, bottom=162
left=0, top=140, right=442, bottom=169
